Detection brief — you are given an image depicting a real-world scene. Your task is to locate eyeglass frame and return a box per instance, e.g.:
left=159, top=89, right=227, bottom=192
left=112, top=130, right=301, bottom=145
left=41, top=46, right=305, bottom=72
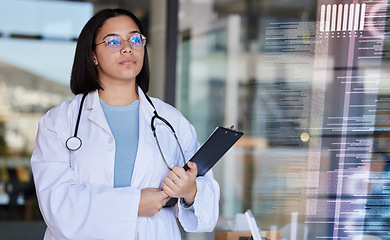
left=95, top=34, right=147, bottom=51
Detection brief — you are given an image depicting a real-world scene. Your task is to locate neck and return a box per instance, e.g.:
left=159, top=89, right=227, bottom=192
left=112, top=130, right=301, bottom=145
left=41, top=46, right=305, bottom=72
left=98, top=80, right=139, bottom=106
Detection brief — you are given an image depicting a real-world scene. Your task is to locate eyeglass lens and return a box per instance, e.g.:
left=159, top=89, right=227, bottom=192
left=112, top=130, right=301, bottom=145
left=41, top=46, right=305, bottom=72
left=105, top=34, right=146, bottom=50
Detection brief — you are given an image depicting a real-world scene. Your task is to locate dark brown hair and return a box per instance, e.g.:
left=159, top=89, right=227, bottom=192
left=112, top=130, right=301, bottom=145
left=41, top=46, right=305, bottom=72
left=70, top=8, right=150, bottom=95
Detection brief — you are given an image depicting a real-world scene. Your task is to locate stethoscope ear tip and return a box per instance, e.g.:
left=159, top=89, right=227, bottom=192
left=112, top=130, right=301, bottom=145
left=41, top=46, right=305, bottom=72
left=66, top=136, right=82, bottom=151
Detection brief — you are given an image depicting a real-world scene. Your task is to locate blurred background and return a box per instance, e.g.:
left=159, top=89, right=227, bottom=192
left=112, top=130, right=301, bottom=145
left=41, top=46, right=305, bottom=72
left=0, top=0, right=390, bottom=239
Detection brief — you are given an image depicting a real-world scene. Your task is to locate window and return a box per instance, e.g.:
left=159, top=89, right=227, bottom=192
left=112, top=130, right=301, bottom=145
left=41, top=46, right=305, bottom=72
left=177, top=0, right=390, bottom=239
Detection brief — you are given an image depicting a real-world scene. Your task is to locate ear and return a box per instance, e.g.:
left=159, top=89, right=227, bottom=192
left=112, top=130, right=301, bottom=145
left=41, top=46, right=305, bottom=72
left=93, top=52, right=98, bottom=65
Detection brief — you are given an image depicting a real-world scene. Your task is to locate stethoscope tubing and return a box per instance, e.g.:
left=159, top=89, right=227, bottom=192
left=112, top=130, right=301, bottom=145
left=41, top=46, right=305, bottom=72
left=146, top=95, right=187, bottom=169
left=66, top=93, right=87, bottom=151
left=66, top=92, right=187, bottom=169
left=74, top=93, right=87, bottom=138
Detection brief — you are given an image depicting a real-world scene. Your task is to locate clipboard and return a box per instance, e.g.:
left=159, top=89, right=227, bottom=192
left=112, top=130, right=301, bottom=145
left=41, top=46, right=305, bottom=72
left=183, top=126, right=243, bottom=176
left=164, top=126, right=243, bottom=207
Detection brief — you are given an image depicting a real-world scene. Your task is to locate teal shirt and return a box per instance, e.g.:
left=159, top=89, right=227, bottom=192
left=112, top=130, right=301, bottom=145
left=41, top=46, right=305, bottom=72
left=100, top=99, right=139, bottom=188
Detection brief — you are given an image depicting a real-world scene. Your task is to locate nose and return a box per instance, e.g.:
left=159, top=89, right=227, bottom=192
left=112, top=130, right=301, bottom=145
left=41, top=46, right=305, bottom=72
left=121, top=40, right=133, bottom=54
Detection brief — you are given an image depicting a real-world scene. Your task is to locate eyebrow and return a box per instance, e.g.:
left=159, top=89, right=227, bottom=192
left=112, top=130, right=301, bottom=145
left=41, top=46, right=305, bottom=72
left=102, top=30, right=141, bottom=40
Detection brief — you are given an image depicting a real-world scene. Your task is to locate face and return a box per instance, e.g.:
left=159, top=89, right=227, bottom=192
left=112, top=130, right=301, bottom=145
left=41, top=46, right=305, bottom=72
left=93, top=15, right=145, bottom=86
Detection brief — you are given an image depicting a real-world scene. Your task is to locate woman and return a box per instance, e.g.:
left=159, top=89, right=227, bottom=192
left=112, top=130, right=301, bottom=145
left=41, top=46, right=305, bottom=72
left=31, top=8, right=219, bottom=240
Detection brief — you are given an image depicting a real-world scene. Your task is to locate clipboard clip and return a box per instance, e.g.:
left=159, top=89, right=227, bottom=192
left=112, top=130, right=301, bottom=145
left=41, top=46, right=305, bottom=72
left=228, top=125, right=242, bottom=137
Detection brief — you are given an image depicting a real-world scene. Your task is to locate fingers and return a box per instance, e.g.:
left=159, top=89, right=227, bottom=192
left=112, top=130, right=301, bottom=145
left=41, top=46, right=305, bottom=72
left=162, top=164, right=198, bottom=199
left=168, top=170, right=180, bottom=182
left=187, top=161, right=197, bottom=169
left=162, top=194, right=171, bottom=205
left=170, top=165, right=184, bottom=179
left=172, top=162, right=198, bottom=177
left=161, top=178, right=176, bottom=196
left=138, top=188, right=170, bottom=217
left=156, top=190, right=170, bottom=209
left=186, top=161, right=198, bottom=176
left=145, top=187, right=163, bottom=192
left=170, top=165, right=193, bottom=183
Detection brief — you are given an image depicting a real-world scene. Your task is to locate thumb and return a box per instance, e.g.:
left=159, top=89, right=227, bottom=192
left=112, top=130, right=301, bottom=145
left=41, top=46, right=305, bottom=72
left=187, top=161, right=198, bottom=175
left=146, top=187, right=162, bottom=192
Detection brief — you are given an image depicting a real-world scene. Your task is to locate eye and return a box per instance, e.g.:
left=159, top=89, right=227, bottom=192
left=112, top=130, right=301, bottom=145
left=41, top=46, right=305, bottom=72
left=130, top=34, right=143, bottom=46
left=106, top=36, right=122, bottom=47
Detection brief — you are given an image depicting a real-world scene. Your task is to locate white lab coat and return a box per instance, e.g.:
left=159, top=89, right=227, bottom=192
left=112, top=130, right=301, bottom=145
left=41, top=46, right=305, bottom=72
left=31, top=87, right=220, bottom=240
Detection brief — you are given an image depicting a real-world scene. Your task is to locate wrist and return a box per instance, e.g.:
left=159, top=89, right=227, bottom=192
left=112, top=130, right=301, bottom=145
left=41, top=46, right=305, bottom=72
left=184, top=182, right=197, bottom=206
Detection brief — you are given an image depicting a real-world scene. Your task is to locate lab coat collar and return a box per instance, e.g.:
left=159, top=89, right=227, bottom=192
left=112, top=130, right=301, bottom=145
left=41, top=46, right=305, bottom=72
left=137, top=86, right=156, bottom=116
left=82, top=86, right=155, bottom=113
left=82, top=91, right=111, bottom=136
left=77, top=86, right=157, bottom=143
left=83, top=90, right=100, bottom=110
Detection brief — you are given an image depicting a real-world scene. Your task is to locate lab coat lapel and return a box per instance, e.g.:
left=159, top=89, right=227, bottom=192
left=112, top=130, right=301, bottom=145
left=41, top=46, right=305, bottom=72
left=84, top=91, right=112, bottom=136
left=131, top=87, right=160, bottom=188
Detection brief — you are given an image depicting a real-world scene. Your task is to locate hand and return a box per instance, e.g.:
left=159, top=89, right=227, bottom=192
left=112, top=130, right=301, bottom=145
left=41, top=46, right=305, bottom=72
left=138, top=188, right=170, bottom=217
left=162, top=161, right=198, bottom=206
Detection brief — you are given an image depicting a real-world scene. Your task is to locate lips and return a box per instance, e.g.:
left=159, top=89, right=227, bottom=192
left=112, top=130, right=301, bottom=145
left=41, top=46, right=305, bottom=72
left=120, top=59, right=136, bottom=65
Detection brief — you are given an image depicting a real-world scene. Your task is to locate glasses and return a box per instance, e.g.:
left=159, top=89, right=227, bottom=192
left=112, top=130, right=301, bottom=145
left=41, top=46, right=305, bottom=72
left=96, top=34, right=146, bottom=51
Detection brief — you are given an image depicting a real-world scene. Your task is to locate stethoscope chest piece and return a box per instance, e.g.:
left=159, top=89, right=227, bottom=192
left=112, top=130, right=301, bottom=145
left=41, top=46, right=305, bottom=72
left=66, top=136, right=82, bottom=151
left=66, top=93, right=87, bottom=151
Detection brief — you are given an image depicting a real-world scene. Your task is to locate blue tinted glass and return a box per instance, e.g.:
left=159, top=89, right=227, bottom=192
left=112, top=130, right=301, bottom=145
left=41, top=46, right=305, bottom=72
left=107, top=36, right=122, bottom=47
left=130, top=34, right=143, bottom=47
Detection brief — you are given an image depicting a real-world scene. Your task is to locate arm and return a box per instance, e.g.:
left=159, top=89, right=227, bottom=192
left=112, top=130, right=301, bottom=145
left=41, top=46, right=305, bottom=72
left=162, top=162, right=220, bottom=232
left=31, top=116, right=141, bottom=240
left=170, top=118, right=221, bottom=232
left=177, top=169, right=220, bottom=232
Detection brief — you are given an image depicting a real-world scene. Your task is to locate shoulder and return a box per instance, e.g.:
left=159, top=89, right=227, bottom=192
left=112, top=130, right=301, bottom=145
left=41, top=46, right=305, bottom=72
left=149, top=97, right=184, bottom=118
left=40, top=94, right=82, bottom=130
left=147, top=97, right=199, bottom=150
left=147, top=97, right=194, bottom=132
left=44, top=94, right=81, bottom=120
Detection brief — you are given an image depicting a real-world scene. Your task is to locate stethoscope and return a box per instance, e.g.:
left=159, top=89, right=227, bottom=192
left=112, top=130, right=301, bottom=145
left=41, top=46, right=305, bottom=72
left=65, top=93, right=87, bottom=151
left=65, top=92, right=186, bottom=170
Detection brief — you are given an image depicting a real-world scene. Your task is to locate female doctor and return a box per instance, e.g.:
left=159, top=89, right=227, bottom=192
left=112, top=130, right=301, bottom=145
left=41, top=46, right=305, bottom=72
left=31, top=8, right=219, bottom=240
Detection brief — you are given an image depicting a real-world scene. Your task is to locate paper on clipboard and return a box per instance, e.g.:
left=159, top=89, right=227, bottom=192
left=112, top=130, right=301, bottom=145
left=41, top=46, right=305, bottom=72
left=183, top=126, right=243, bottom=176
